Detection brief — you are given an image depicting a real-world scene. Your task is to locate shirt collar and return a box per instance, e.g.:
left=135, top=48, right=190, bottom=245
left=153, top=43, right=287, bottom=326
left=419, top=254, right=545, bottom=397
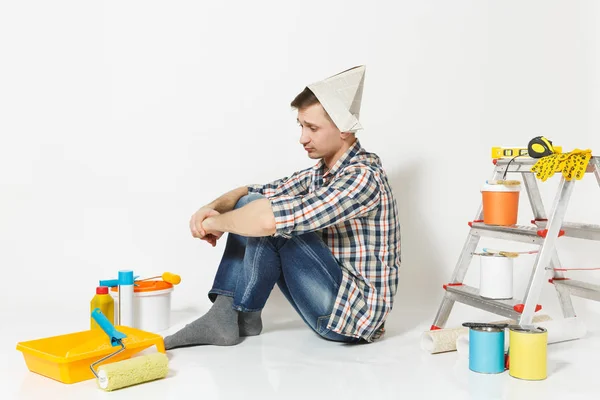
left=312, top=139, right=362, bottom=178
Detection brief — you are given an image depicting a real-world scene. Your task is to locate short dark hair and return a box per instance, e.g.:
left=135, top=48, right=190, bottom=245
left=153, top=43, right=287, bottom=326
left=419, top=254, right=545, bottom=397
left=290, top=87, right=320, bottom=110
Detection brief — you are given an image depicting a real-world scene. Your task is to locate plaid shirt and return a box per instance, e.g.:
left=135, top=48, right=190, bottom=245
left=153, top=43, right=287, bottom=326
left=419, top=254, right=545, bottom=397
left=248, top=139, right=401, bottom=342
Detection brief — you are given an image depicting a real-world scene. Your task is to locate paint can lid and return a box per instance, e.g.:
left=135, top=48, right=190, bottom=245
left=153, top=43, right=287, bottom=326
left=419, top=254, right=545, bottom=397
left=472, top=326, right=505, bottom=333
left=508, top=325, right=547, bottom=334
left=462, top=322, right=507, bottom=332
left=481, top=180, right=522, bottom=192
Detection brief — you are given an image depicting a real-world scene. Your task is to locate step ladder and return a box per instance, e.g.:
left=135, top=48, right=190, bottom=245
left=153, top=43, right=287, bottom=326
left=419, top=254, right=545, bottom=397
left=430, top=155, right=600, bottom=330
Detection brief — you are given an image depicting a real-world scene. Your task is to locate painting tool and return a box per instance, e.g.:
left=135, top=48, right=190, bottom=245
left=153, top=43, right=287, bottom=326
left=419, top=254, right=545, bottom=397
left=90, top=308, right=169, bottom=391
left=137, top=272, right=181, bottom=285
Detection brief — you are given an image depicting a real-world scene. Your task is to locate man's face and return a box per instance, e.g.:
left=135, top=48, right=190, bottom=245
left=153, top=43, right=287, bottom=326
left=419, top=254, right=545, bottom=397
left=297, top=103, right=342, bottom=160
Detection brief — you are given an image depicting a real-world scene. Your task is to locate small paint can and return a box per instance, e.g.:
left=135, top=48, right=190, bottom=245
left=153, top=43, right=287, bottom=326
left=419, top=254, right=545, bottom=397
left=508, top=325, right=547, bottom=380
left=479, top=254, right=513, bottom=299
left=467, top=324, right=506, bottom=374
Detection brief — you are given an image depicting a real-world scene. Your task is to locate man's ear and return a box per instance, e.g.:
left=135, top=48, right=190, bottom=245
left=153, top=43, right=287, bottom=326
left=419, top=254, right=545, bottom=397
left=340, top=131, right=354, bottom=140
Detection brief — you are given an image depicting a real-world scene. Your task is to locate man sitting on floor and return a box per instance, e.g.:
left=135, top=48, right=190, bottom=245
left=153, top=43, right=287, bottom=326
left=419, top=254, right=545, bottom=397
left=164, top=65, right=401, bottom=349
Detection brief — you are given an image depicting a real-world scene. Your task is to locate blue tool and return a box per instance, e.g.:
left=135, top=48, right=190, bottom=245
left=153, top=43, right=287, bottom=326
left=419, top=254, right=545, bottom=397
left=89, top=308, right=128, bottom=379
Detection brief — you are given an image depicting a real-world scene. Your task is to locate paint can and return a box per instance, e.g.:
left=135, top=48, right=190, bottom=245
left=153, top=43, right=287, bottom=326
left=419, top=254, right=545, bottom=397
left=481, top=181, right=521, bottom=226
left=463, top=323, right=506, bottom=374
left=508, top=325, right=547, bottom=380
left=479, top=253, right=513, bottom=299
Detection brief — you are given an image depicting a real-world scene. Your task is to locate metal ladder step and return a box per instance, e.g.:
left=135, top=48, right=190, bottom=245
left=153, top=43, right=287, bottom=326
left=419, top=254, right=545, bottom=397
left=443, top=283, right=542, bottom=320
left=550, top=279, right=600, bottom=301
left=468, top=221, right=564, bottom=245
left=532, top=220, right=600, bottom=241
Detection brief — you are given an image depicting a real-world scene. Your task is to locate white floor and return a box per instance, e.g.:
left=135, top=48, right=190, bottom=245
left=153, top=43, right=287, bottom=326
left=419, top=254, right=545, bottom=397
left=4, top=299, right=600, bottom=400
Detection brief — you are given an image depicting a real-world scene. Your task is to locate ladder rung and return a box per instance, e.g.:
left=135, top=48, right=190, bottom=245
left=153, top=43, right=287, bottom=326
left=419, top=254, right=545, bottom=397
left=550, top=279, right=600, bottom=301
left=533, top=220, right=600, bottom=241
left=444, top=284, right=522, bottom=319
left=469, top=222, right=552, bottom=244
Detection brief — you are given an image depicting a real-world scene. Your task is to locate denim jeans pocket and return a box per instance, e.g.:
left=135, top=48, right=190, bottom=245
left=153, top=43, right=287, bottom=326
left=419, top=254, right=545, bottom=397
left=316, top=314, right=332, bottom=336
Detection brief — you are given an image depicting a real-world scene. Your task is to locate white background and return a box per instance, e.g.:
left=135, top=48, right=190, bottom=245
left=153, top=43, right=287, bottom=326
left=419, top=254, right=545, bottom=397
left=2, top=0, right=600, bottom=352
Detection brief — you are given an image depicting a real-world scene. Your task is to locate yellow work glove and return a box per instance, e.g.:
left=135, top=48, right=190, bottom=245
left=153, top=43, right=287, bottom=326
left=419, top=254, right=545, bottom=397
left=530, top=149, right=592, bottom=181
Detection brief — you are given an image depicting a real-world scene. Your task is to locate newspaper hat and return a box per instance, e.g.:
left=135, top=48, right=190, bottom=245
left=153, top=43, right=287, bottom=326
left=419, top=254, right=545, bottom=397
left=307, top=65, right=366, bottom=133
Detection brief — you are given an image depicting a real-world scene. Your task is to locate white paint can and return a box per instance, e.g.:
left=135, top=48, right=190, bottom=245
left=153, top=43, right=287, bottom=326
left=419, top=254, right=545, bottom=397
left=479, top=254, right=513, bottom=299
left=110, top=280, right=174, bottom=333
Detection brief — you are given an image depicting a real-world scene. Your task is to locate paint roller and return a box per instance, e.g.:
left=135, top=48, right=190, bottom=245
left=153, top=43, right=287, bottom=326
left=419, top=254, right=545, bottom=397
left=137, top=271, right=181, bottom=285
left=90, top=308, right=169, bottom=391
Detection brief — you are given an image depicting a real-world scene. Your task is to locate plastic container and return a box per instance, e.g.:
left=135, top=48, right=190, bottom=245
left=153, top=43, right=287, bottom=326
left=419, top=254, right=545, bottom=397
left=481, top=182, right=521, bottom=226
left=117, top=270, right=135, bottom=327
left=110, top=280, right=174, bottom=333
left=15, top=325, right=165, bottom=384
left=468, top=325, right=506, bottom=374
left=479, top=254, right=514, bottom=299
left=90, top=287, right=114, bottom=330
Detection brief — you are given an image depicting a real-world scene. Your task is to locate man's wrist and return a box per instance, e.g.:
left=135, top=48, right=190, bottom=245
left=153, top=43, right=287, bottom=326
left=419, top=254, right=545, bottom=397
left=202, top=215, right=219, bottom=232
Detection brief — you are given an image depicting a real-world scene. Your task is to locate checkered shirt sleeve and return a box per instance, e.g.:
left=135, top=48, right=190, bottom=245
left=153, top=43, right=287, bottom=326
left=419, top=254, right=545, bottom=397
left=268, top=166, right=380, bottom=238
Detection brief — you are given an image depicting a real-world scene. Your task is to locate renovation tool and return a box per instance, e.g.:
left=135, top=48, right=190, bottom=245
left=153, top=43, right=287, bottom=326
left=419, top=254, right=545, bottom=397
left=462, top=323, right=506, bottom=374
left=100, top=270, right=135, bottom=327
left=482, top=248, right=538, bottom=257
left=429, top=155, right=600, bottom=334
left=527, top=136, right=556, bottom=158
left=137, top=271, right=181, bottom=285
left=90, top=308, right=169, bottom=391
left=478, top=252, right=513, bottom=300
left=507, top=325, right=548, bottom=380
left=110, top=280, right=175, bottom=332
left=420, top=314, right=551, bottom=354
left=15, top=314, right=165, bottom=384
left=491, top=144, right=563, bottom=159
left=480, top=181, right=521, bottom=226
left=457, top=316, right=586, bottom=358
left=90, top=286, right=114, bottom=330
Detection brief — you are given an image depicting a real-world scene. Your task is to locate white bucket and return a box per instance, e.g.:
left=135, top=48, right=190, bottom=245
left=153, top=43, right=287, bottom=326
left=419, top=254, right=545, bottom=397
left=479, top=255, right=513, bottom=300
left=110, top=282, right=173, bottom=333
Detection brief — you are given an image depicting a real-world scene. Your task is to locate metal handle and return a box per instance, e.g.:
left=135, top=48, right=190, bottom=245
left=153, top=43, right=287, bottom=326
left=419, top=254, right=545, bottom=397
left=91, top=308, right=127, bottom=346
left=462, top=322, right=508, bottom=329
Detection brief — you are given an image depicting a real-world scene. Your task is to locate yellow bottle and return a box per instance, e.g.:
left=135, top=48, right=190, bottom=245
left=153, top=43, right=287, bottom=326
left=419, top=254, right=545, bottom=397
left=90, top=286, right=114, bottom=329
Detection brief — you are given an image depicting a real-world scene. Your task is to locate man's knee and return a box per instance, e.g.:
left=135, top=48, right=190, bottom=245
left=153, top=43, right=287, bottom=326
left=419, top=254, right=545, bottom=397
left=234, top=193, right=265, bottom=210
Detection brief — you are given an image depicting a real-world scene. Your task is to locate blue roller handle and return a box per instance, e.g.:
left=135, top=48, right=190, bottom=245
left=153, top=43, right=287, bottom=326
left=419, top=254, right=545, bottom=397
left=99, top=276, right=140, bottom=287
left=99, top=279, right=119, bottom=287
left=91, top=308, right=127, bottom=347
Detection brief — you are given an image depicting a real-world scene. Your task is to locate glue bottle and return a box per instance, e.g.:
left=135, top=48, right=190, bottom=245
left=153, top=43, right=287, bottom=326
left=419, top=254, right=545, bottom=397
left=90, top=286, right=114, bottom=329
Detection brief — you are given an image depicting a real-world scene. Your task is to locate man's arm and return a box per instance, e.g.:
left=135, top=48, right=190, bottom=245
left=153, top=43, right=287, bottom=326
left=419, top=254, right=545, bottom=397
left=203, top=198, right=276, bottom=237
left=190, top=186, right=249, bottom=245
left=205, top=186, right=249, bottom=213
left=194, top=167, right=311, bottom=240
left=248, top=168, right=312, bottom=198
left=268, top=166, right=380, bottom=238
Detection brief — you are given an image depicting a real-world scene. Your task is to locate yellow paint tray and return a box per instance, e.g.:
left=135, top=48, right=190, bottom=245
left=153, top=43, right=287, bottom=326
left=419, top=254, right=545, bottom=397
left=16, top=325, right=165, bottom=384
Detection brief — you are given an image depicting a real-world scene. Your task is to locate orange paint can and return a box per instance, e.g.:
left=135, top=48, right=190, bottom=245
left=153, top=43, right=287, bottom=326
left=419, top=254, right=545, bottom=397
left=481, top=182, right=521, bottom=226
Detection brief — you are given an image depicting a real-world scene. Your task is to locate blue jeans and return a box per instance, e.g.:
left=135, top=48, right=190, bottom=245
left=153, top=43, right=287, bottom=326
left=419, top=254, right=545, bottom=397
left=208, top=193, right=360, bottom=343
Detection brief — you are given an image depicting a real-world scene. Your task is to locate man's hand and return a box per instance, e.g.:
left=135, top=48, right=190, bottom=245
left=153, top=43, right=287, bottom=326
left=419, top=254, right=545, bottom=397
left=190, top=207, right=224, bottom=247
left=202, top=216, right=224, bottom=247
